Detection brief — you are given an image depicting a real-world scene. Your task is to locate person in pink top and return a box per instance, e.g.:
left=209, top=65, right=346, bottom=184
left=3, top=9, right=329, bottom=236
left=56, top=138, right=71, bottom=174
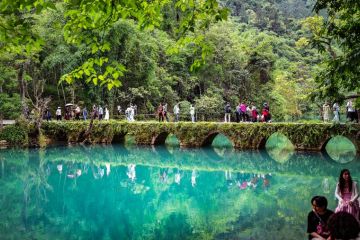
left=335, top=169, right=359, bottom=222
left=240, top=102, right=247, bottom=122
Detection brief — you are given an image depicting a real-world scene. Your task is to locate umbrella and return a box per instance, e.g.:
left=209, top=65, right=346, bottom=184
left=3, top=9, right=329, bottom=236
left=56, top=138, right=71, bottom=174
left=65, top=103, right=74, bottom=107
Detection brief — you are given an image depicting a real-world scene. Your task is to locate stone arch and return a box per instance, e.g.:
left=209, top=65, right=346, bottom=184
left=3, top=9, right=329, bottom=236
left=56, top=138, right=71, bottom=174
left=201, top=132, right=234, bottom=147
left=112, top=132, right=128, bottom=144
left=54, top=129, right=69, bottom=142
left=77, top=130, right=87, bottom=143
left=257, top=137, right=267, bottom=150
left=321, top=135, right=359, bottom=153
left=152, top=132, right=170, bottom=145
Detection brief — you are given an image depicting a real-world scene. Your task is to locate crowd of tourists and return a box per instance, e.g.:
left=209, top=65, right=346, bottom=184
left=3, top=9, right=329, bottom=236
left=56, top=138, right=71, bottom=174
left=307, top=169, right=360, bottom=240
left=43, top=104, right=110, bottom=121
left=156, top=101, right=271, bottom=123
left=322, top=99, right=358, bottom=123
left=157, top=102, right=195, bottom=123
left=224, top=101, right=271, bottom=123
left=39, top=98, right=359, bottom=124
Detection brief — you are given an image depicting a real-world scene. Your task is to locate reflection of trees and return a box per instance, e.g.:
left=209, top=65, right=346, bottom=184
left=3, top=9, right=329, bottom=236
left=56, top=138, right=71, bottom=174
left=325, top=136, right=356, bottom=163
left=0, top=145, right=358, bottom=239
left=41, top=144, right=360, bottom=177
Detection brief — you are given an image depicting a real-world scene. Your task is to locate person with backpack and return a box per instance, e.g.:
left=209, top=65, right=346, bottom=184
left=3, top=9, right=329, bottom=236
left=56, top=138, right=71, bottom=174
left=251, top=104, right=258, bottom=122
left=224, top=102, right=231, bottom=123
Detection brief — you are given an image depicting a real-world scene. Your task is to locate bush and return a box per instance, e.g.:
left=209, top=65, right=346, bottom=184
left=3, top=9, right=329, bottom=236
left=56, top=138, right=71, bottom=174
left=0, top=121, right=29, bottom=146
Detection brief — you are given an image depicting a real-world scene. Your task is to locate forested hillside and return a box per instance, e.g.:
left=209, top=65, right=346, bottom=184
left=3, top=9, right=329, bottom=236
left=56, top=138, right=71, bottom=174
left=0, top=0, right=329, bottom=121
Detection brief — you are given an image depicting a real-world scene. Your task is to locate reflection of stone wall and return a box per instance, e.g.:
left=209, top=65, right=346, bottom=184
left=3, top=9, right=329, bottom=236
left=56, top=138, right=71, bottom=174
left=37, top=122, right=360, bottom=152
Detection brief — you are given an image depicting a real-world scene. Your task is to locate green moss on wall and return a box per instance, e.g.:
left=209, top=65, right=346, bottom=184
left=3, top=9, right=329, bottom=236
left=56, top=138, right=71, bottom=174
left=1, top=121, right=359, bottom=151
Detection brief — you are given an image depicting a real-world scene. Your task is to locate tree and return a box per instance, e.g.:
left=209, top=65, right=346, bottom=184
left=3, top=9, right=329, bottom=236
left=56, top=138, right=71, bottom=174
left=310, top=0, right=360, bottom=99
left=0, top=0, right=228, bottom=90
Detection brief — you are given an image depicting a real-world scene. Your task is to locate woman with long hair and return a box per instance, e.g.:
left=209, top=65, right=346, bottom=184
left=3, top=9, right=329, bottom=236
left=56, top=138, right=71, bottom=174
left=335, top=169, right=359, bottom=222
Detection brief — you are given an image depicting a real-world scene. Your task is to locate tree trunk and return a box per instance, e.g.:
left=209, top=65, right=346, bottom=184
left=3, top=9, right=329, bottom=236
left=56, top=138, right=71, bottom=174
left=18, top=64, right=26, bottom=115
left=82, top=109, right=96, bottom=143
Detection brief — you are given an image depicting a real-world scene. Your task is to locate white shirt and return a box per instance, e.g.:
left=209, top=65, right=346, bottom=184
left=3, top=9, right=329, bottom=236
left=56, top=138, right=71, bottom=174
left=190, top=106, right=195, bottom=115
left=174, top=105, right=180, bottom=114
left=347, top=101, right=355, bottom=112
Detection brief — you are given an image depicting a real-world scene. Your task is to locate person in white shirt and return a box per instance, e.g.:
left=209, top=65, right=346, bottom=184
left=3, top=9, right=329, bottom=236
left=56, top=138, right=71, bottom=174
left=56, top=107, right=62, bottom=121
left=173, top=103, right=180, bottom=122
left=333, top=102, right=340, bottom=122
left=346, top=100, right=357, bottom=122
left=104, top=107, right=109, bottom=120
left=190, top=105, right=195, bottom=122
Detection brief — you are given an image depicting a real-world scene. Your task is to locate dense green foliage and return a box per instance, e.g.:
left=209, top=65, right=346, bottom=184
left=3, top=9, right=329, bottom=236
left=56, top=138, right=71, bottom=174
left=0, top=121, right=29, bottom=145
left=0, top=0, right=356, bottom=121
left=309, top=0, right=360, bottom=99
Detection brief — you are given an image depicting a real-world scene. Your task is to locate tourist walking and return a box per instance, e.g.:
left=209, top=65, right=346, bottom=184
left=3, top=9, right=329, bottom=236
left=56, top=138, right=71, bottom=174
left=98, top=106, right=103, bottom=120
left=128, top=105, right=135, bottom=122
left=240, top=102, right=247, bottom=122
left=235, top=103, right=241, bottom=123
left=261, top=103, right=271, bottom=122
left=75, top=105, right=81, bottom=120
left=346, top=99, right=357, bottom=122
left=83, top=107, right=88, bottom=121
left=323, top=102, right=330, bottom=122
left=307, top=196, right=333, bottom=240
left=56, top=107, right=62, bottom=121
left=190, top=104, right=195, bottom=122
left=157, top=103, right=164, bottom=122
left=224, top=102, right=231, bottom=123
left=333, top=102, right=340, bottom=122
left=44, top=109, right=51, bottom=121
left=104, top=107, right=109, bottom=120
left=173, top=103, right=180, bottom=122
left=251, top=104, right=258, bottom=122
left=335, top=169, right=359, bottom=222
left=163, top=103, right=169, bottom=122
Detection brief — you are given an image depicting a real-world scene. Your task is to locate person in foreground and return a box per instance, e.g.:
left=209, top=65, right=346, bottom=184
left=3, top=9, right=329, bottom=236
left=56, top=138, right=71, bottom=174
left=327, top=211, right=360, bottom=240
left=335, top=169, right=359, bottom=222
left=307, top=196, right=334, bottom=240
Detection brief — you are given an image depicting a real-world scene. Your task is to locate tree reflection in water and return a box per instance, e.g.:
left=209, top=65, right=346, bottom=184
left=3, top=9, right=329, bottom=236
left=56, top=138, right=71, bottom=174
left=0, top=144, right=358, bottom=239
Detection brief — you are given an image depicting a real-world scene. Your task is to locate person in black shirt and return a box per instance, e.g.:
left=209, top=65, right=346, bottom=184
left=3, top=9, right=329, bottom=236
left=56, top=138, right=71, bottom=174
left=307, top=196, right=334, bottom=240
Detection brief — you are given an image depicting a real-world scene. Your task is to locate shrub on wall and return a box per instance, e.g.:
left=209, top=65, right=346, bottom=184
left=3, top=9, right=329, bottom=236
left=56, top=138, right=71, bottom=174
left=0, top=121, right=29, bottom=146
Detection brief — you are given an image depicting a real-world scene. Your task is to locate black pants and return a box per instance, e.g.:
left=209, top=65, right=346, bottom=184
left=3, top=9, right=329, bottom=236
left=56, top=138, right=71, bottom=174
left=235, top=112, right=240, bottom=123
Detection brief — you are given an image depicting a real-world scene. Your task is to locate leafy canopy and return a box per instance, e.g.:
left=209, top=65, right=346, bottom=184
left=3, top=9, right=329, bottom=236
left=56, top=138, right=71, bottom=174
left=310, top=0, right=360, bottom=99
left=0, top=0, right=228, bottom=89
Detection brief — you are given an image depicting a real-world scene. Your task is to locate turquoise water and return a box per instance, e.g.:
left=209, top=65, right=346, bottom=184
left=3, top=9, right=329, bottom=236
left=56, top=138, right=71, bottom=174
left=0, top=138, right=359, bottom=239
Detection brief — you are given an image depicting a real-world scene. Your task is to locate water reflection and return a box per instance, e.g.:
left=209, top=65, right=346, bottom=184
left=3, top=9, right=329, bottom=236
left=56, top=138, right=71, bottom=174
left=265, top=132, right=295, bottom=164
left=325, top=135, right=356, bottom=163
left=0, top=145, right=359, bottom=239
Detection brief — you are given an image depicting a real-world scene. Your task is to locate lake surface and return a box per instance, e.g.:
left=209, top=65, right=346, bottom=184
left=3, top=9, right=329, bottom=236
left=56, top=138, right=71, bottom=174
left=0, top=136, right=359, bottom=240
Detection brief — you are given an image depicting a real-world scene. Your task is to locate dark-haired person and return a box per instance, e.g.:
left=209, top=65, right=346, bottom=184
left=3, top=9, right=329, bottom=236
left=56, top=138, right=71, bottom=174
left=335, top=169, right=359, bottom=222
left=327, top=212, right=360, bottom=240
left=307, top=196, right=334, bottom=240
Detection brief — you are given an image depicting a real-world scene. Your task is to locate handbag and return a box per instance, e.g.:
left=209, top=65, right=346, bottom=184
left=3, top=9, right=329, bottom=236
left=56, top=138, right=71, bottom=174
left=313, top=210, right=330, bottom=237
